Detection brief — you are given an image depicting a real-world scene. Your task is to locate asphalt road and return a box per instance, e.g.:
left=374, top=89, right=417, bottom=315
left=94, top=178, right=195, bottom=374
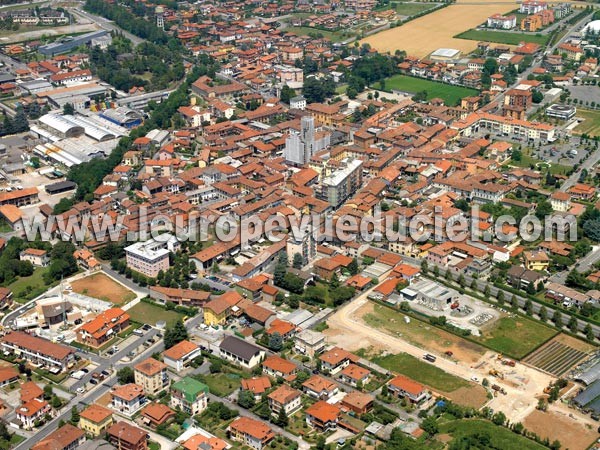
left=69, top=7, right=145, bottom=46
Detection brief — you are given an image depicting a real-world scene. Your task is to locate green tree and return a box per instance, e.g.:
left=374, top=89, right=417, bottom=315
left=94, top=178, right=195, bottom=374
left=421, top=416, right=438, bottom=436
left=552, top=310, right=563, bottom=328
left=525, top=299, right=533, bottom=315
left=497, top=291, right=505, bottom=306
left=585, top=323, right=595, bottom=341
left=164, top=319, right=188, bottom=349
left=275, top=407, right=289, bottom=427
left=292, top=252, right=303, bottom=269
left=280, top=84, right=295, bottom=104
left=69, top=406, right=80, bottom=425
left=117, top=367, right=134, bottom=384
left=237, top=389, right=255, bottom=409
left=511, top=295, right=518, bottom=311
left=568, top=316, right=578, bottom=333
left=330, top=272, right=340, bottom=289
left=63, top=103, right=75, bottom=115
left=421, top=260, right=428, bottom=274
left=269, top=332, right=283, bottom=351
left=348, top=258, right=359, bottom=276
left=539, top=306, right=547, bottom=322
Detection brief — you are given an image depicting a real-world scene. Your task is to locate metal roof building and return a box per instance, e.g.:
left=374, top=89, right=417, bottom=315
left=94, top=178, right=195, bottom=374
left=38, top=114, right=84, bottom=138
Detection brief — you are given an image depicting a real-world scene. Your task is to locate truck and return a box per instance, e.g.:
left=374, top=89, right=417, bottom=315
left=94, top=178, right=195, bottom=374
left=491, top=384, right=507, bottom=395
left=489, top=369, right=504, bottom=379
left=423, top=354, right=437, bottom=363
left=71, top=370, right=85, bottom=380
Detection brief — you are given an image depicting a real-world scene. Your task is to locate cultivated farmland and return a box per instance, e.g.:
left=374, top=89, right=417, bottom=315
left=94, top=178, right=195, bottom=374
left=522, top=334, right=592, bottom=376
left=384, top=74, right=478, bottom=106
left=361, top=0, right=518, bottom=57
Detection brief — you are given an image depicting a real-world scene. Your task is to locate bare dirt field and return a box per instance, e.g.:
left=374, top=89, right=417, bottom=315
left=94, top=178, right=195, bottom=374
left=361, top=0, right=518, bottom=57
left=524, top=408, right=598, bottom=450
left=359, top=302, right=485, bottom=364
left=70, top=273, right=136, bottom=306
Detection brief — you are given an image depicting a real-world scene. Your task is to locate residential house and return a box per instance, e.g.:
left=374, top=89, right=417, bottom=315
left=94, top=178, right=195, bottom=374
left=294, top=329, right=326, bottom=357
left=31, top=423, right=85, bottom=450
left=17, top=398, right=51, bottom=429
left=20, top=248, right=49, bottom=266
left=305, top=400, right=340, bottom=431
left=203, top=291, right=243, bottom=326
left=76, top=308, right=130, bottom=348
left=302, top=375, right=339, bottom=400
left=341, top=391, right=374, bottom=415
left=219, top=336, right=265, bottom=369
left=262, top=355, right=297, bottom=379
left=170, top=377, right=209, bottom=416
left=79, top=404, right=113, bottom=437
left=107, top=422, right=147, bottom=450
left=319, top=347, right=359, bottom=375
left=267, top=385, right=302, bottom=416
left=240, top=377, right=272, bottom=402
left=523, top=250, right=550, bottom=271
left=339, top=364, right=370, bottom=387
left=387, top=375, right=429, bottom=403
left=141, top=403, right=175, bottom=428
left=110, top=384, right=146, bottom=416
left=228, top=417, right=274, bottom=450
left=162, top=340, right=201, bottom=372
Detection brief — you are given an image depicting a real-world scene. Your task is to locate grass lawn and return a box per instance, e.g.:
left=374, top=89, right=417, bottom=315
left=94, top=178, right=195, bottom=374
left=371, top=353, right=469, bottom=392
left=285, top=26, right=355, bottom=43
left=438, top=419, right=546, bottom=450
left=5, top=267, right=51, bottom=303
left=392, top=1, right=436, bottom=16
left=455, top=29, right=549, bottom=46
left=509, top=155, right=572, bottom=176
left=384, top=75, right=478, bottom=106
left=127, top=302, right=184, bottom=327
left=194, top=373, right=241, bottom=397
left=574, top=108, right=600, bottom=137
left=473, top=316, right=557, bottom=359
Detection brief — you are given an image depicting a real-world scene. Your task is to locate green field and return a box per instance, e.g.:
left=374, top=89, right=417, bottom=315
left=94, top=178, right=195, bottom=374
left=5, top=267, right=51, bottom=303
left=392, top=1, right=436, bottom=16
left=473, top=316, right=557, bottom=359
left=509, top=155, right=572, bottom=176
left=127, top=302, right=184, bottom=327
left=284, top=26, right=354, bottom=43
left=439, top=419, right=546, bottom=450
left=574, top=108, right=600, bottom=136
left=384, top=75, right=478, bottom=106
left=194, top=373, right=241, bottom=397
left=455, top=29, right=549, bottom=46
left=372, top=353, right=469, bottom=392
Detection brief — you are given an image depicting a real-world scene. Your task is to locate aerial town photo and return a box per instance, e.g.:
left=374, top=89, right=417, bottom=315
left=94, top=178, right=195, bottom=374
left=3, top=0, right=600, bottom=449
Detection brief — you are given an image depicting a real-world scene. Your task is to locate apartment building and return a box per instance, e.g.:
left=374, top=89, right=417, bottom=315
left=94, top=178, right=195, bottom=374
left=305, top=400, right=340, bottom=431
left=319, top=347, right=359, bottom=375
left=0, top=331, right=74, bottom=372
left=487, top=14, right=516, bottom=29
left=17, top=398, right=51, bottom=430
left=124, top=234, right=180, bottom=278
left=76, top=308, right=130, bottom=348
left=134, top=358, right=169, bottom=396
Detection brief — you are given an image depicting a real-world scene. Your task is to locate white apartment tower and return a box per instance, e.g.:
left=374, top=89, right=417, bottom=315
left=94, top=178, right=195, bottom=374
left=284, top=116, right=329, bottom=166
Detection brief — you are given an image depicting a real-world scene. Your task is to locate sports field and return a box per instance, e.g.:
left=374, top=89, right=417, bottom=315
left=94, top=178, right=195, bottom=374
left=574, top=108, right=600, bottom=136
left=473, top=316, right=557, bottom=359
left=361, top=0, right=519, bottom=56
left=454, top=29, right=549, bottom=46
left=384, top=74, right=478, bottom=105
